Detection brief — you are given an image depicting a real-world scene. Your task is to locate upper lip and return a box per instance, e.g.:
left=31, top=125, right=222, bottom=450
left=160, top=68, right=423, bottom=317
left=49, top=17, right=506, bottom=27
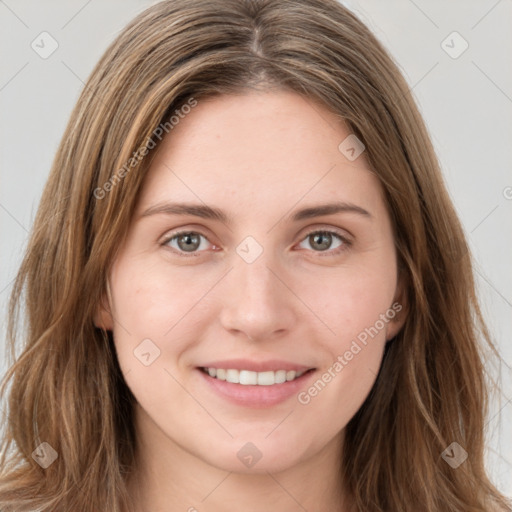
left=198, top=359, right=315, bottom=373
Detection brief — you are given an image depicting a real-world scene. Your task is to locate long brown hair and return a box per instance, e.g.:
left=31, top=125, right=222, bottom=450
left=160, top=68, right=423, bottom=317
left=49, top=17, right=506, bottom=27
left=0, top=0, right=510, bottom=510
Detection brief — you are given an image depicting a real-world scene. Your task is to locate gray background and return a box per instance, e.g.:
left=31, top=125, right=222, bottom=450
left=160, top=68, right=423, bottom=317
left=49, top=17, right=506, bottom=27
left=1, top=0, right=511, bottom=496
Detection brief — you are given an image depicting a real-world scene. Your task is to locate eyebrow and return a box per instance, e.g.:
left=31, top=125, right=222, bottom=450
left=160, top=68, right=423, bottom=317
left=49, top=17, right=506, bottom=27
left=139, top=201, right=372, bottom=224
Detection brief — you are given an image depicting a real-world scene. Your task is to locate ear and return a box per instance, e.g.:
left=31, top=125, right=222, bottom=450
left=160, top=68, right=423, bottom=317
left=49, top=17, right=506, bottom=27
left=93, top=292, right=114, bottom=331
left=385, top=272, right=409, bottom=342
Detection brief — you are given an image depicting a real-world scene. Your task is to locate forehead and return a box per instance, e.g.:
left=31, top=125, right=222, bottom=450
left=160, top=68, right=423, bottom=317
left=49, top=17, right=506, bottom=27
left=136, top=90, right=384, bottom=219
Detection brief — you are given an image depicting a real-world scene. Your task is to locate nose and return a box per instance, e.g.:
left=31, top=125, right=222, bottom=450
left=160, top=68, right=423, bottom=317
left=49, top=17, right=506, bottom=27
left=218, top=251, right=298, bottom=343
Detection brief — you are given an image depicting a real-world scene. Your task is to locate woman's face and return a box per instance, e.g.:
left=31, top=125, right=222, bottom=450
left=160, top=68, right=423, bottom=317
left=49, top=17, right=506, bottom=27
left=99, top=90, right=405, bottom=474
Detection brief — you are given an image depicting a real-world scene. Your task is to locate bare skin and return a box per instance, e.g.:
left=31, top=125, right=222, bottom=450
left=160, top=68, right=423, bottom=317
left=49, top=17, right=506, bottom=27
left=95, top=89, right=406, bottom=512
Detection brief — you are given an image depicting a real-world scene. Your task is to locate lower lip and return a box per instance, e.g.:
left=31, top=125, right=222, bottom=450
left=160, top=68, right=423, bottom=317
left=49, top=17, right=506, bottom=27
left=197, top=368, right=316, bottom=408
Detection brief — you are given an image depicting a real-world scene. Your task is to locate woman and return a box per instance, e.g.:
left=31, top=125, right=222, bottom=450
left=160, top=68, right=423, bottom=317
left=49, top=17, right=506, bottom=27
left=0, top=0, right=510, bottom=510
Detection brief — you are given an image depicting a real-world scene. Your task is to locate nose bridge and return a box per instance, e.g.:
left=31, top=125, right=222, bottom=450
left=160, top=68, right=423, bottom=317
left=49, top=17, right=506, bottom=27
left=218, top=243, right=296, bottom=340
left=237, top=252, right=276, bottom=300
left=234, top=248, right=283, bottom=312
left=233, top=233, right=280, bottom=297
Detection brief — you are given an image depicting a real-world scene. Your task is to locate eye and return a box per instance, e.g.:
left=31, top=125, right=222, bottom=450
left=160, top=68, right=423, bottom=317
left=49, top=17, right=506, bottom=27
left=161, top=228, right=351, bottom=258
left=162, top=231, right=214, bottom=256
left=297, top=229, right=351, bottom=255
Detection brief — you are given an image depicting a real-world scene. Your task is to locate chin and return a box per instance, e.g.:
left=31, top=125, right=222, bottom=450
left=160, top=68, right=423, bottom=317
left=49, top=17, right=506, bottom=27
left=190, top=432, right=315, bottom=475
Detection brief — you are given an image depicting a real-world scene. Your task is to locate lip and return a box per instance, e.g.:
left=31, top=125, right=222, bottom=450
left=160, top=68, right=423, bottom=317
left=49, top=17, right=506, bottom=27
left=196, top=362, right=316, bottom=408
left=199, top=359, right=313, bottom=373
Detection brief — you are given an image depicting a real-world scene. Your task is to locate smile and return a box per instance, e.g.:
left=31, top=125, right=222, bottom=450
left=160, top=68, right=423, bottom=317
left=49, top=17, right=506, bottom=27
left=200, top=367, right=309, bottom=385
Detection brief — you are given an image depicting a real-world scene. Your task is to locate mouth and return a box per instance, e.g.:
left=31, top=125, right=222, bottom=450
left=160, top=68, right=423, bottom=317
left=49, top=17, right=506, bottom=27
left=199, top=367, right=315, bottom=385
left=196, top=362, right=317, bottom=408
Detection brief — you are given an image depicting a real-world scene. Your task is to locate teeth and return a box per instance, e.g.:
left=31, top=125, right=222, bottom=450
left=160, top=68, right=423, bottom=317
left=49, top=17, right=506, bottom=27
left=239, top=370, right=257, bottom=385
left=257, top=371, right=275, bottom=386
left=275, top=370, right=287, bottom=384
left=226, top=369, right=239, bottom=383
left=204, top=367, right=306, bottom=385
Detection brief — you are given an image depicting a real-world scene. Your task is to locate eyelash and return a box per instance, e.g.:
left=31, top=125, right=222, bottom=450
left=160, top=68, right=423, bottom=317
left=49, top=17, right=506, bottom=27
left=161, top=228, right=352, bottom=258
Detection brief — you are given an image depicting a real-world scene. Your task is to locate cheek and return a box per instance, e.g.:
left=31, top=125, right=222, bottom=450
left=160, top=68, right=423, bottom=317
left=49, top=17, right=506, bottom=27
left=301, top=260, right=397, bottom=347
left=108, top=258, right=200, bottom=378
left=295, top=342, right=383, bottom=442
left=293, top=266, right=394, bottom=420
left=110, top=257, right=207, bottom=336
